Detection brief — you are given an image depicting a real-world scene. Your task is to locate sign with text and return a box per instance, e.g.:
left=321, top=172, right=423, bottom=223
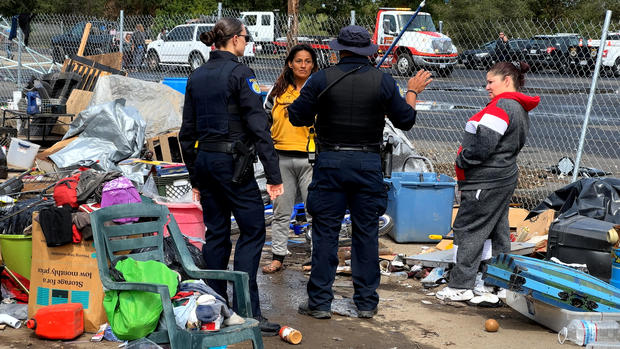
left=28, top=215, right=107, bottom=332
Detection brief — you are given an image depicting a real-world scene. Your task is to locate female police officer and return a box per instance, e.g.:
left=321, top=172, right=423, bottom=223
left=179, top=17, right=283, bottom=335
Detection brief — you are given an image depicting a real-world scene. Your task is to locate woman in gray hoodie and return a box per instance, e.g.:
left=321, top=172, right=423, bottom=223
left=436, top=61, right=540, bottom=302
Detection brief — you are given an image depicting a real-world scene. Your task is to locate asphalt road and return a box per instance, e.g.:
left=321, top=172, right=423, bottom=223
left=1, top=59, right=618, bottom=163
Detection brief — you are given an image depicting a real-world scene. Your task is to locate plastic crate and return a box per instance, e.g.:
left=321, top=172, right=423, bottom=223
left=153, top=174, right=192, bottom=199
left=384, top=172, right=456, bottom=243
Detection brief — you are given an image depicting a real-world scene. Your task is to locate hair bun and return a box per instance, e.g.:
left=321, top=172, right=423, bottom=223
left=518, top=61, right=530, bottom=74
left=200, top=31, right=217, bottom=46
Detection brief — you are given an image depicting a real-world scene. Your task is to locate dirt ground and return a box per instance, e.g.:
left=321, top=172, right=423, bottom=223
left=0, top=232, right=569, bottom=349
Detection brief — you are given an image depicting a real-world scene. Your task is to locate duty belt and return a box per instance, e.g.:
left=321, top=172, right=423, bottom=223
left=319, top=144, right=381, bottom=153
left=197, top=141, right=236, bottom=154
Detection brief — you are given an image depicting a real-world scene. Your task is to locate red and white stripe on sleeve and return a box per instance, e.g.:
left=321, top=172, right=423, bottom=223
left=464, top=106, right=510, bottom=135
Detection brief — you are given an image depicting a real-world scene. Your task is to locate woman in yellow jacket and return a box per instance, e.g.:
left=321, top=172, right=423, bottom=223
left=262, top=44, right=318, bottom=273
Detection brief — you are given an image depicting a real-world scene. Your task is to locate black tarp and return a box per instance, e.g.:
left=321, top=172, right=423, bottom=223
left=526, top=178, right=620, bottom=224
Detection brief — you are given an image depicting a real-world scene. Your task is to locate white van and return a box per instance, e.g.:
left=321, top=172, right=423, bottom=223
left=146, top=23, right=255, bottom=71
left=240, top=11, right=279, bottom=52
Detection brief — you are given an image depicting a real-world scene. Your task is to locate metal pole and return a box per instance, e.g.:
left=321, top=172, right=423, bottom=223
left=350, top=10, right=356, bottom=26
left=119, top=10, right=124, bottom=54
left=17, top=29, right=22, bottom=87
left=376, top=0, right=426, bottom=68
left=439, top=20, right=443, bottom=33
left=572, top=10, right=612, bottom=183
left=218, top=3, right=222, bottom=19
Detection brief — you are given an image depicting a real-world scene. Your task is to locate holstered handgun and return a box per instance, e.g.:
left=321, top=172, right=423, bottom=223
left=381, top=135, right=395, bottom=179
left=232, top=141, right=256, bottom=184
left=307, top=127, right=316, bottom=164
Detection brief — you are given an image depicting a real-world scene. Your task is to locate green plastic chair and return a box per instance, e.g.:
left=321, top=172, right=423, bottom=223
left=90, top=202, right=263, bottom=349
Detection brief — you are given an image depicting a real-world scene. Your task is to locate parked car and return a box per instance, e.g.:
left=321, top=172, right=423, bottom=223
left=459, top=39, right=528, bottom=70
left=145, top=23, right=255, bottom=71
left=524, top=34, right=585, bottom=74
left=51, top=21, right=118, bottom=63
left=590, top=32, right=620, bottom=77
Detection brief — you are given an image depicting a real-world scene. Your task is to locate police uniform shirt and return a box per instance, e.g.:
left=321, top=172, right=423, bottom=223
left=288, top=55, right=416, bottom=131
left=181, top=50, right=282, bottom=186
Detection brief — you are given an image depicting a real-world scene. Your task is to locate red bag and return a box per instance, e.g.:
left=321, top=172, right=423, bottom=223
left=53, top=173, right=81, bottom=208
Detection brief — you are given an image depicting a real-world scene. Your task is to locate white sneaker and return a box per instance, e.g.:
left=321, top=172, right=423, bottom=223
left=436, top=286, right=474, bottom=301
left=496, top=288, right=507, bottom=300
left=474, top=272, right=494, bottom=295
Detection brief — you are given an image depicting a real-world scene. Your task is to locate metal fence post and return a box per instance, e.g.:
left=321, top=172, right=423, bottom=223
left=351, top=10, right=355, bottom=26
left=119, top=10, right=124, bottom=54
left=17, top=29, right=22, bottom=87
left=572, top=10, right=612, bottom=183
left=218, top=3, right=222, bottom=20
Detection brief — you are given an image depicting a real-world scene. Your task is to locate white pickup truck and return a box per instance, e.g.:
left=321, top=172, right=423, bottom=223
left=590, top=32, right=620, bottom=77
left=146, top=23, right=255, bottom=71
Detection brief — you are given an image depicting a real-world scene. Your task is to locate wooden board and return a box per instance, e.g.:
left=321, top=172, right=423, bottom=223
left=76, top=22, right=92, bottom=57
left=85, top=52, right=123, bottom=71
left=36, top=136, right=77, bottom=160
left=146, top=131, right=184, bottom=163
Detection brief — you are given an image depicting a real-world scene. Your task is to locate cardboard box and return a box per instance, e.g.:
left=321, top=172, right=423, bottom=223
left=28, top=216, right=107, bottom=332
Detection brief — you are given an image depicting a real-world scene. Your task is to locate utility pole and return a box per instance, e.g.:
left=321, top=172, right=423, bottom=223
left=287, top=0, right=299, bottom=52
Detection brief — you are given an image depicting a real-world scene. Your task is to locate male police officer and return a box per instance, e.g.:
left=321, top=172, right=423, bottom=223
left=288, top=25, right=432, bottom=319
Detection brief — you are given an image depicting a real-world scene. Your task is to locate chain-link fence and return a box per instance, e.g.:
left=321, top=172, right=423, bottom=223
left=1, top=9, right=619, bottom=209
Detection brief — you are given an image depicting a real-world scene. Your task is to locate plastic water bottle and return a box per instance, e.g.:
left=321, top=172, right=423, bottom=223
left=558, top=320, right=620, bottom=346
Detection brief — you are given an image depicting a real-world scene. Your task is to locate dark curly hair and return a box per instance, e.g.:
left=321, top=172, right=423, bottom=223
left=269, top=44, right=318, bottom=99
left=199, top=17, right=243, bottom=48
left=488, top=61, right=531, bottom=90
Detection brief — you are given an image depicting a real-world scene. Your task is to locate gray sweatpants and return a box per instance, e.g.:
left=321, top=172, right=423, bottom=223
left=448, top=183, right=516, bottom=289
left=270, top=155, right=313, bottom=257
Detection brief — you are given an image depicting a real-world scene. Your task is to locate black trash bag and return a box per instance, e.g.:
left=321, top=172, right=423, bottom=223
left=526, top=178, right=620, bottom=224
left=131, top=235, right=205, bottom=281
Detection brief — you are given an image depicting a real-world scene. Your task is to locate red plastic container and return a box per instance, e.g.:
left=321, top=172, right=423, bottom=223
left=157, top=201, right=205, bottom=249
left=26, top=303, right=84, bottom=340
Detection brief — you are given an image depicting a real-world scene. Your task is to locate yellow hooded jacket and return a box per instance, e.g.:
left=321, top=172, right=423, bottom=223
left=270, top=85, right=311, bottom=152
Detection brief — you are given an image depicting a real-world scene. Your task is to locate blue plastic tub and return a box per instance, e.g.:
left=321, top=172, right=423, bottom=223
left=162, top=77, right=188, bottom=94
left=161, top=77, right=268, bottom=101
left=384, top=172, right=456, bottom=243
left=612, top=248, right=620, bottom=288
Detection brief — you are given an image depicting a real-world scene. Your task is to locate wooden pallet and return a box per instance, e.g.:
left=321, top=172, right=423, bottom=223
left=146, top=131, right=184, bottom=163
left=63, top=55, right=126, bottom=92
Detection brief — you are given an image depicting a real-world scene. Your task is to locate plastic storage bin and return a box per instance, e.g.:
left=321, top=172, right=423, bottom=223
left=0, top=234, right=32, bottom=278
left=162, top=77, right=187, bottom=94
left=7, top=138, right=40, bottom=169
left=384, top=172, right=456, bottom=243
left=612, top=248, right=620, bottom=288
left=153, top=174, right=192, bottom=199
left=157, top=201, right=205, bottom=250
left=505, top=290, right=620, bottom=333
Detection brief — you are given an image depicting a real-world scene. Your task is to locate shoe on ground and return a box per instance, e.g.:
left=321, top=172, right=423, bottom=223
left=254, top=315, right=280, bottom=336
left=468, top=293, right=501, bottom=307
left=298, top=301, right=331, bottom=319
left=497, top=288, right=507, bottom=300
left=474, top=284, right=495, bottom=296
left=436, top=286, right=474, bottom=301
left=357, top=308, right=378, bottom=319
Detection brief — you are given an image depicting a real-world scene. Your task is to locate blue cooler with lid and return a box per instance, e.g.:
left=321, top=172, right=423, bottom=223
left=384, top=172, right=456, bottom=243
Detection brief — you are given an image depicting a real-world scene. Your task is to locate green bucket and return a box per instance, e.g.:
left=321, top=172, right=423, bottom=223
left=0, top=234, right=32, bottom=279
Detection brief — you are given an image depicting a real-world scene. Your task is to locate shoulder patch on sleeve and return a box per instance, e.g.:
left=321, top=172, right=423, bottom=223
left=246, top=77, right=261, bottom=94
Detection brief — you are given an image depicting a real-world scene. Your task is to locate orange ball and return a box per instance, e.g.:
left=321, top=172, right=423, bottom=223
left=485, top=319, right=499, bottom=332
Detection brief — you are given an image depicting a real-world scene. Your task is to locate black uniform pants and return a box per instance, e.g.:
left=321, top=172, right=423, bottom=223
left=195, top=151, right=266, bottom=317
left=306, top=151, right=387, bottom=312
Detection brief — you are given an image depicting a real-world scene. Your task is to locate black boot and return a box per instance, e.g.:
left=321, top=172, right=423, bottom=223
left=254, top=315, right=280, bottom=336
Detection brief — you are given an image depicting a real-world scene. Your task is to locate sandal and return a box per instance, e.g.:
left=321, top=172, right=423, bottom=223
left=262, top=260, right=283, bottom=274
